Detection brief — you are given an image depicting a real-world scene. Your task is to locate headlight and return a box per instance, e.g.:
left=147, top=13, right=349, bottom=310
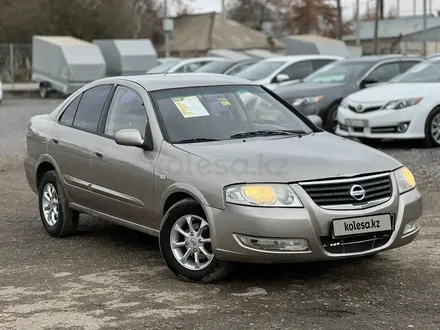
left=382, top=97, right=423, bottom=110
left=225, top=184, right=303, bottom=207
left=394, top=167, right=416, bottom=194
left=292, top=95, right=324, bottom=107
left=340, top=97, right=348, bottom=108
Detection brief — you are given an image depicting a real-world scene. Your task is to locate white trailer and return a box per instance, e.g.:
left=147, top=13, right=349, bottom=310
left=32, top=36, right=106, bottom=98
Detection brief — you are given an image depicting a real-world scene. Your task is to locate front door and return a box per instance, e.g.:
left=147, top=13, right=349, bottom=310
left=89, top=85, right=158, bottom=227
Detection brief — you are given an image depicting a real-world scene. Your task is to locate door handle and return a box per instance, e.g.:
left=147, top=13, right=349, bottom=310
left=93, top=149, right=104, bottom=159
left=51, top=138, right=59, bottom=145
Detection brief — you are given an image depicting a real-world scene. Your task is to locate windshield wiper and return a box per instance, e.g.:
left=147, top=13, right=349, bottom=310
left=230, top=130, right=306, bottom=139
left=173, top=138, right=220, bottom=144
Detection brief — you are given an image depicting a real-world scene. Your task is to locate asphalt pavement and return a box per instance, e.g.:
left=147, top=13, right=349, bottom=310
left=0, top=98, right=439, bottom=330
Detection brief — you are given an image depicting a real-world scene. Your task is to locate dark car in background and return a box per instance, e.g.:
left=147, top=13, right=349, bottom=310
left=195, top=58, right=260, bottom=75
left=274, top=55, right=423, bottom=133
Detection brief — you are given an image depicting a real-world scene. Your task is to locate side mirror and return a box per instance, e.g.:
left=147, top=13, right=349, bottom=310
left=115, top=129, right=145, bottom=148
left=360, top=77, right=379, bottom=89
left=275, top=73, right=290, bottom=83
left=307, top=115, right=323, bottom=128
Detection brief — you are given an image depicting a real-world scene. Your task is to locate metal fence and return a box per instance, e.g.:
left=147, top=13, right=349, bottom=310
left=0, top=43, right=33, bottom=83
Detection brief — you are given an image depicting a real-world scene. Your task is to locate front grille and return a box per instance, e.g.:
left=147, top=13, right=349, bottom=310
left=321, top=233, right=392, bottom=254
left=300, top=173, right=392, bottom=208
left=348, top=105, right=382, bottom=113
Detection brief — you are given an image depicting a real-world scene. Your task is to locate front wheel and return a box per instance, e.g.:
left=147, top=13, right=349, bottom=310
left=159, top=199, right=234, bottom=283
left=325, top=104, right=339, bottom=134
left=424, top=107, right=440, bottom=147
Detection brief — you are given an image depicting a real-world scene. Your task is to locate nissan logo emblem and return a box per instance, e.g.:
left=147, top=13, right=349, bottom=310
left=349, top=184, right=366, bottom=201
left=356, top=104, right=363, bottom=112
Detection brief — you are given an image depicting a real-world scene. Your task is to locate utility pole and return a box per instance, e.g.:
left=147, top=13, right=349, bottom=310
left=397, top=0, right=400, bottom=17
left=423, top=0, right=427, bottom=56
left=164, top=0, right=169, bottom=57
left=380, top=0, right=384, bottom=18
left=356, top=0, right=360, bottom=46
left=413, top=0, right=416, bottom=16
left=221, top=0, right=226, bottom=19
left=373, top=0, right=380, bottom=54
left=336, top=0, right=342, bottom=40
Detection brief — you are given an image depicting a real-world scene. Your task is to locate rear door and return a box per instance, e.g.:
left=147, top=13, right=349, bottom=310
left=48, top=84, right=113, bottom=208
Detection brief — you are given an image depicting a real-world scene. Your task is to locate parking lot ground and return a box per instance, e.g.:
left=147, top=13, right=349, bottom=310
left=0, top=99, right=439, bottom=330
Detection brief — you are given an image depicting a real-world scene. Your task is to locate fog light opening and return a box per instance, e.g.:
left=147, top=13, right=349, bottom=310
left=403, top=220, right=420, bottom=235
left=235, top=234, right=310, bottom=252
left=397, top=122, right=409, bottom=133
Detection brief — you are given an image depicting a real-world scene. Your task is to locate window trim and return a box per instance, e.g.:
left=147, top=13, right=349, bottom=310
left=99, top=84, right=149, bottom=140
left=56, top=84, right=115, bottom=137
left=58, top=93, right=82, bottom=126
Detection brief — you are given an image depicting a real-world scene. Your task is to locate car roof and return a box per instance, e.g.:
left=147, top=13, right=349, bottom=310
left=263, top=55, right=342, bottom=63
left=177, top=57, right=225, bottom=64
left=343, top=55, right=422, bottom=63
left=115, top=73, right=259, bottom=91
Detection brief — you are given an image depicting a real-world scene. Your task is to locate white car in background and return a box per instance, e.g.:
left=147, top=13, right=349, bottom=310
left=147, top=57, right=224, bottom=74
left=234, top=55, right=343, bottom=90
left=336, top=58, right=440, bottom=147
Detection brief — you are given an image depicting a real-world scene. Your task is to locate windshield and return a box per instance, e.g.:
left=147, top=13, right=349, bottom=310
left=391, top=61, right=440, bottom=83
left=196, top=61, right=232, bottom=73
left=151, top=85, right=314, bottom=143
left=147, top=60, right=181, bottom=74
left=303, top=61, right=372, bottom=83
left=235, top=61, right=285, bottom=81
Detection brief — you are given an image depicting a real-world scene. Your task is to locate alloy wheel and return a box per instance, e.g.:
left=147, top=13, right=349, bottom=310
left=431, top=113, right=440, bottom=144
left=41, top=183, right=59, bottom=227
left=170, top=215, right=214, bottom=270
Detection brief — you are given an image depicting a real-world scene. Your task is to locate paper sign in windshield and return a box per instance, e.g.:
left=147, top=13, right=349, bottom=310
left=172, top=96, right=210, bottom=118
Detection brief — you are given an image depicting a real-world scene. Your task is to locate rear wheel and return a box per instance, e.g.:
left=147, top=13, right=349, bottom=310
left=38, top=170, right=79, bottom=237
left=424, top=107, right=440, bottom=147
left=39, top=83, right=50, bottom=99
left=159, top=199, right=234, bottom=283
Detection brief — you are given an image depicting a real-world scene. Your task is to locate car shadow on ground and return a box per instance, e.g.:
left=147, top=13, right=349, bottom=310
left=74, top=216, right=391, bottom=285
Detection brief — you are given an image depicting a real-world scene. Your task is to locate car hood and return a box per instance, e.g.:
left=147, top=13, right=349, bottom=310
left=274, top=82, right=346, bottom=99
left=348, top=83, right=440, bottom=103
left=174, top=132, right=401, bottom=183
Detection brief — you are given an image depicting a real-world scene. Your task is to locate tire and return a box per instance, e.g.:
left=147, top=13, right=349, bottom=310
left=38, top=170, right=79, bottom=237
left=423, top=106, right=440, bottom=148
left=159, top=198, right=234, bottom=283
left=358, top=137, right=382, bottom=148
left=39, top=84, right=50, bottom=99
left=325, top=103, right=339, bottom=134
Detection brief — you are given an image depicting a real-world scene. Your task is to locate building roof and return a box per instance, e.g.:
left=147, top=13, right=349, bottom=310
left=344, top=15, right=440, bottom=41
left=114, top=73, right=259, bottom=91
left=165, top=12, right=284, bottom=54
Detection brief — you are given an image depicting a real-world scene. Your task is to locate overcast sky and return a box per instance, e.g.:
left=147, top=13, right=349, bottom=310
left=183, top=0, right=440, bottom=18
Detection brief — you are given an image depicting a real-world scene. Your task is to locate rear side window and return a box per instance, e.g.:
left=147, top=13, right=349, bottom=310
left=279, top=61, right=314, bottom=81
left=59, top=95, right=81, bottom=125
left=312, top=59, right=336, bottom=71
left=73, top=85, right=112, bottom=132
left=400, top=61, right=421, bottom=72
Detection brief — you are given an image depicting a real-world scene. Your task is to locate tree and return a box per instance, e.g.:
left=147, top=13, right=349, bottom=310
left=227, top=0, right=276, bottom=32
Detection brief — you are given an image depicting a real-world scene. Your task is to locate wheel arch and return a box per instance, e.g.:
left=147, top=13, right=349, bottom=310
left=35, top=155, right=63, bottom=189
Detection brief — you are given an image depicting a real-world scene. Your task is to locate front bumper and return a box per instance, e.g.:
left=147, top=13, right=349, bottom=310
left=208, top=184, right=422, bottom=264
left=335, top=104, right=426, bottom=139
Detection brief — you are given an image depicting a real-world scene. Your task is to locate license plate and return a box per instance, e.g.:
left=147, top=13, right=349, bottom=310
left=332, top=214, right=392, bottom=237
left=345, top=119, right=368, bottom=127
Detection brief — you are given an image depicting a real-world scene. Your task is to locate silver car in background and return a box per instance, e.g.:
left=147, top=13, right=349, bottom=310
left=24, top=74, right=422, bottom=283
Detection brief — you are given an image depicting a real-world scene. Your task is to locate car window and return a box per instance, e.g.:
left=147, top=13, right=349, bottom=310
left=151, top=85, right=313, bottom=143
left=278, top=61, right=314, bottom=81
left=391, top=60, right=440, bottom=83
left=235, top=61, right=285, bottom=81
left=400, top=61, right=421, bottom=72
left=312, top=59, right=336, bottom=71
left=73, top=85, right=112, bottom=132
left=59, top=95, right=81, bottom=126
left=104, top=86, right=147, bottom=138
left=303, top=61, right=371, bottom=83
left=367, top=62, right=400, bottom=82
left=226, top=62, right=255, bottom=75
